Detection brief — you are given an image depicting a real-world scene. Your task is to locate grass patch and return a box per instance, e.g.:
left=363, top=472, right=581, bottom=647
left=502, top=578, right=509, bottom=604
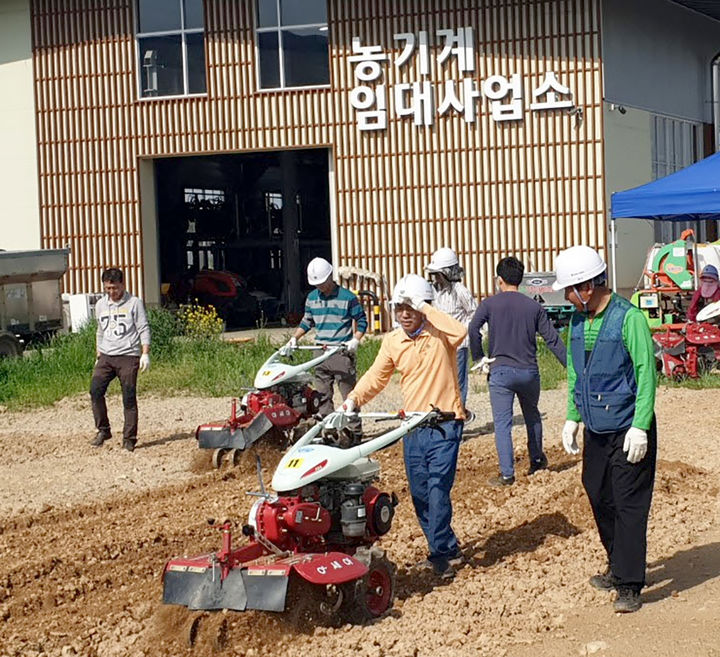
left=0, top=318, right=384, bottom=410
left=4, top=314, right=714, bottom=411
left=661, top=371, right=720, bottom=389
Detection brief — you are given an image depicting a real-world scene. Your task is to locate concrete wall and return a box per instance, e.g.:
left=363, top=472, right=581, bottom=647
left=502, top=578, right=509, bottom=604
left=0, top=0, right=40, bottom=251
left=138, top=159, right=160, bottom=305
left=602, top=0, right=720, bottom=124
left=603, top=104, right=654, bottom=292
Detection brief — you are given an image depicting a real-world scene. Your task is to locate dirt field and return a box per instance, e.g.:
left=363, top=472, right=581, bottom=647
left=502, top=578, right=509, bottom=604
left=0, top=383, right=718, bottom=657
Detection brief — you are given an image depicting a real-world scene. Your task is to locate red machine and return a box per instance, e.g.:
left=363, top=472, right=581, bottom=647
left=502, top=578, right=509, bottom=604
left=196, top=345, right=344, bottom=468
left=163, top=410, right=447, bottom=627
left=653, top=321, right=720, bottom=380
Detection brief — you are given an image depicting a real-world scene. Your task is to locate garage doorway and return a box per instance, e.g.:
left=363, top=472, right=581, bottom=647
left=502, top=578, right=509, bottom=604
left=153, top=148, right=331, bottom=328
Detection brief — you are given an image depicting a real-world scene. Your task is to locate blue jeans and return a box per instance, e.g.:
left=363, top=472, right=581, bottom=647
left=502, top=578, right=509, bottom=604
left=456, top=347, right=469, bottom=407
left=402, top=420, right=463, bottom=569
left=488, top=365, right=543, bottom=478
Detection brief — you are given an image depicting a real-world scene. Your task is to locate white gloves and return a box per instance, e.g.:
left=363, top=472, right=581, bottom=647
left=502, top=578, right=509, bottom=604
left=139, top=353, right=150, bottom=373
left=279, top=336, right=297, bottom=356
left=562, top=420, right=580, bottom=454
left=336, top=397, right=356, bottom=414
left=345, top=337, right=360, bottom=354
left=471, top=356, right=496, bottom=374
left=623, top=427, right=648, bottom=464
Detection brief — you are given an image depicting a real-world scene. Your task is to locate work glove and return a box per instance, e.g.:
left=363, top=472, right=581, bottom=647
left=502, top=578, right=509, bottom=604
left=623, top=427, right=648, bottom=464
left=279, top=337, right=297, bottom=357
left=345, top=337, right=360, bottom=354
left=335, top=397, right=356, bottom=414
left=562, top=420, right=580, bottom=455
left=139, top=353, right=150, bottom=373
left=471, top=356, right=496, bottom=374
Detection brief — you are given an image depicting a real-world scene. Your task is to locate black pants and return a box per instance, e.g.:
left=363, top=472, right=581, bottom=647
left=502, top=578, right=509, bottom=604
left=90, top=354, right=140, bottom=441
left=581, top=416, right=657, bottom=590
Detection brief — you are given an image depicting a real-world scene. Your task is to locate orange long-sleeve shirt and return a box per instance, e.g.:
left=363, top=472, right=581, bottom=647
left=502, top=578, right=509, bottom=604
left=349, top=303, right=467, bottom=420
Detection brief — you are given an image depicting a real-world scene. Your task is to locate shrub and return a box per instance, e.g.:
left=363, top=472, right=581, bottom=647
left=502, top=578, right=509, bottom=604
left=177, top=303, right=224, bottom=340
left=147, top=307, right=180, bottom=358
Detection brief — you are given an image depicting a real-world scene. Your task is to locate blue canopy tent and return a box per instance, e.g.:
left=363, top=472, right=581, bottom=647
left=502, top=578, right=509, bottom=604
left=609, top=151, right=720, bottom=290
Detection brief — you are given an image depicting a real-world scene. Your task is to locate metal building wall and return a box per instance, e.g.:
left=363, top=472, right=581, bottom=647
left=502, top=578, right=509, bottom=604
left=32, top=0, right=603, bottom=301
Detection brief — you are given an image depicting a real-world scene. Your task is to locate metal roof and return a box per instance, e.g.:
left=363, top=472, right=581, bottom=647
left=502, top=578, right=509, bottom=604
left=670, top=0, right=720, bottom=22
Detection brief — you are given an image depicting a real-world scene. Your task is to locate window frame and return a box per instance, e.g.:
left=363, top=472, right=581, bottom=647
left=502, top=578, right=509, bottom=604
left=135, top=0, right=208, bottom=100
left=254, top=0, right=330, bottom=91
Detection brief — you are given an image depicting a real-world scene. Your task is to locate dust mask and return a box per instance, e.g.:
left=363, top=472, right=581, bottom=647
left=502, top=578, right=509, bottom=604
left=572, top=284, right=593, bottom=313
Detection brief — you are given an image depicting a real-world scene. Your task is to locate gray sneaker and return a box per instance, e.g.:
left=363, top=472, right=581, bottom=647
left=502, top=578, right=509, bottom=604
left=91, top=431, right=111, bottom=447
left=448, top=551, right=465, bottom=568
left=589, top=568, right=616, bottom=591
left=488, top=474, right=515, bottom=487
left=613, top=587, right=642, bottom=613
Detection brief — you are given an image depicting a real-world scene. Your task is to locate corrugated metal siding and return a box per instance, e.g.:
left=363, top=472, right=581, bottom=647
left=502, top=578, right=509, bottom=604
left=32, top=0, right=603, bottom=302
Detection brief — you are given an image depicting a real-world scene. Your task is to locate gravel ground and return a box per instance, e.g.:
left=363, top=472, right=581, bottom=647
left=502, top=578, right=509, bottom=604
left=0, top=381, right=718, bottom=657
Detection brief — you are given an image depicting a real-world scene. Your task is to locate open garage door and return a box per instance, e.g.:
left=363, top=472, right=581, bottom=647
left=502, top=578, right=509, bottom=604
left=153, top=148, right=331, bottom=328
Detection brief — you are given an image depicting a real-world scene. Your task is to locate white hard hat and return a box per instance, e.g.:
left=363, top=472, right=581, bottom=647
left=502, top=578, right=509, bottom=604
left=552, top=246, right=607, bottom=291
left=426, top=247, right=459, bottom=272
left=392, top=274, right=435, bottom=304
left=307, top=257, right=333, bottom=285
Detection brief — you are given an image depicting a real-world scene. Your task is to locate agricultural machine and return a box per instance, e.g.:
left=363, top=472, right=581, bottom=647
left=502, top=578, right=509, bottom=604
left=632, top=230, right=720, bottom=327
left=196, top=345, right=344, bottom=468
left=164, top=409, right=454, bottom=626
left=652, top=301, right=720, bottom=380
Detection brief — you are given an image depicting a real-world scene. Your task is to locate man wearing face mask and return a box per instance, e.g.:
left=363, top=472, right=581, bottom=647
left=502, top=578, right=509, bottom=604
left=687, top=264, right=720, bottom=322
left=338, top=274, right=466, bottom=579
left=553, top=246, right=656, bottom=614
left=426, top=247, right=478, bottom=415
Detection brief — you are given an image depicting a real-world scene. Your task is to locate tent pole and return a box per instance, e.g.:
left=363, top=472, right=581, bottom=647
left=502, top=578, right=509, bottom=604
left=611, top=218, right=617, bottom=292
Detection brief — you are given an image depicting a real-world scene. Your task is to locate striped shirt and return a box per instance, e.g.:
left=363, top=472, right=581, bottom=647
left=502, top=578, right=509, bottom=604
left=299, top=284, right=368, bottom=344
left=433, top=281, right=477, bottom=349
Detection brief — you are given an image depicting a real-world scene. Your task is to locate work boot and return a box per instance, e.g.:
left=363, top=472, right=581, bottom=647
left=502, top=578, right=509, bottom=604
left=122, top=438, right=137, bottom=452
left=528, top=453, right=549, bottom=475
left=589, top=567, right=616, bottom=591
left=488, top=474, right=515, bottom=487
left=91, top=431, right=111, bottom=447
left=613, top=587, right=642, bottom=613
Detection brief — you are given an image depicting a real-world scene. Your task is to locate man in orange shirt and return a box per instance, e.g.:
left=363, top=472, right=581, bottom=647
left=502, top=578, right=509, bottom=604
left=338, top=274, right=467, bottom=579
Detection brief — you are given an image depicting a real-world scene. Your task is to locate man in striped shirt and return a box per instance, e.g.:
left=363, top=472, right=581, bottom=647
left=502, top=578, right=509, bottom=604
left=282, top=257, right=367, bottom=436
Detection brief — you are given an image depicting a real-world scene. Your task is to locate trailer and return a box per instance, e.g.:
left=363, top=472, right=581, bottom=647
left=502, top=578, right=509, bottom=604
left=0, top=248, right=70, bottom=357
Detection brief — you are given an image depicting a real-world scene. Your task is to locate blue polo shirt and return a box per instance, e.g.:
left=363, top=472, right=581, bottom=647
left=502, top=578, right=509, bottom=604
left=299, top=285, right=368, bottom=345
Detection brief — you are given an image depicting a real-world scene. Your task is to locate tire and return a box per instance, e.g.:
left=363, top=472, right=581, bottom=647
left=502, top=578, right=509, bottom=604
left=0, top=334, right=22, bottom=358
left=341, top=546, right=396, bottom=623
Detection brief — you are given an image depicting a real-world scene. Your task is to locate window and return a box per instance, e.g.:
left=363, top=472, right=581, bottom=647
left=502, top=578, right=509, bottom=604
left=137, top=0, right=206, bottom=98
left=256, top=0, right=329, bottom=89
left=651, top=115, right=714, bottom=242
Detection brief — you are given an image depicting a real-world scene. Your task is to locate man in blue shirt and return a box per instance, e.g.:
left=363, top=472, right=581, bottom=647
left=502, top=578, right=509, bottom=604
left=469, top=257, right=566, bottom=486
left=281, top=257, right=367, bottom=437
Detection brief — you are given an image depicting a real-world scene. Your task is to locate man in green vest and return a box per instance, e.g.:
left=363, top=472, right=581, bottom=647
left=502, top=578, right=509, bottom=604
left=553, top=245, right=657, bottom=613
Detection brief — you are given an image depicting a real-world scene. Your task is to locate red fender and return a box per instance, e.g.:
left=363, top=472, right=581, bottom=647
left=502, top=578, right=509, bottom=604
left=290, top=551, right=368, bottom=585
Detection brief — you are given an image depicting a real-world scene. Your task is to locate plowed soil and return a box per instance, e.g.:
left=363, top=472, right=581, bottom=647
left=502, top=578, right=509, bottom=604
left=0, top=384, right=718, bottom=657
